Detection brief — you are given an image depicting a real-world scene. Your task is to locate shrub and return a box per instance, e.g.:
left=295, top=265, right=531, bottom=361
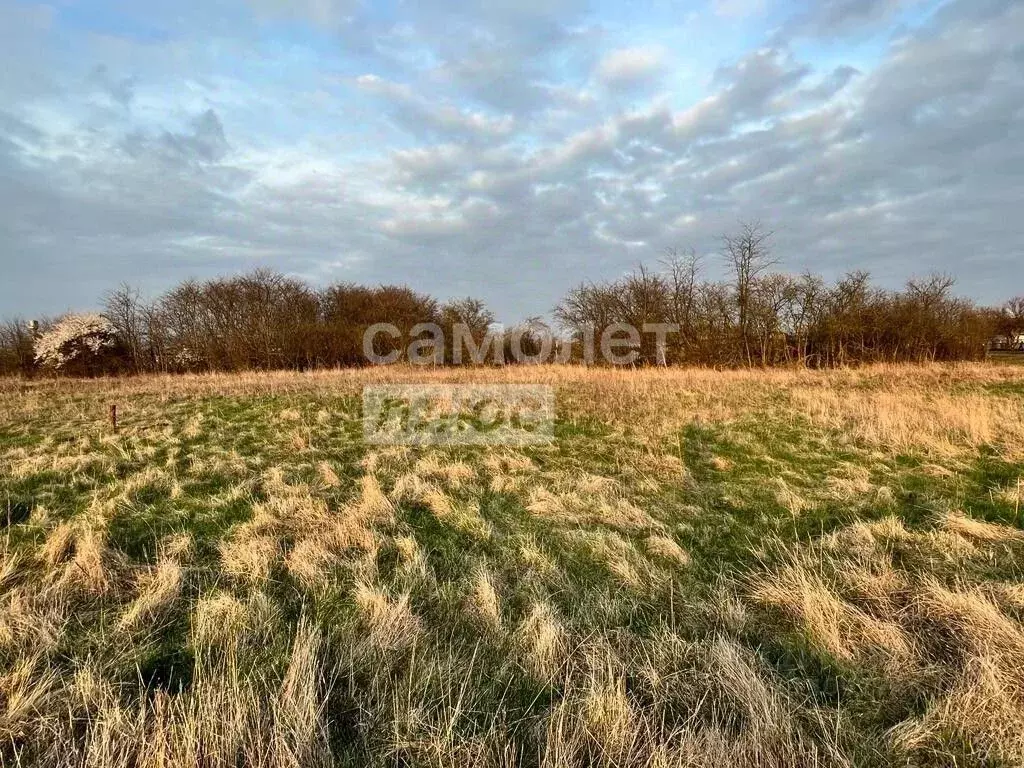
left=34, top=314, right=125, bottom=375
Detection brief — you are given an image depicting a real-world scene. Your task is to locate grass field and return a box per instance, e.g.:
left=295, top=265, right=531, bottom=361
left=987, top=351, right=1024, bottom=366
left=2, top=364, right=1024, bottom=767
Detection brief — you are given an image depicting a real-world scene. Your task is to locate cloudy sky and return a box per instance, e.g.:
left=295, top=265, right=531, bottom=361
left=1, top=0, right=1022, bottom=321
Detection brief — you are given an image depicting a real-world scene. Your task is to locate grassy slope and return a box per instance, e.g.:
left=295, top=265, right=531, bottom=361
left=1, top=364, right=1023, bottom=767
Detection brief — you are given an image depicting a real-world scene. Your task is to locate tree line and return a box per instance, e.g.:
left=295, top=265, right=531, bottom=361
left=0, top=273, right=502, bottom=376
left=557, top=225, right=1023, bottom=366
left=2, top=224, right=1022, bottom=375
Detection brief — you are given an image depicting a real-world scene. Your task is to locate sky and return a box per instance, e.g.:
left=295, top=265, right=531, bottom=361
left=0, top=0, right=1022, bottom=322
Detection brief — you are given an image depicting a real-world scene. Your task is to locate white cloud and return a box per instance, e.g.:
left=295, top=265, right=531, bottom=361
left=780, top=0, right=923, bottom=38
left=712, top=0, right=768, bottom=19
left=0, top=0, right=1021, bottom=323
left=354, top=74, right=515, bottom=138
left=247, top=0, right=359, bottom=27
left=596, top=46, right=665, bottom=88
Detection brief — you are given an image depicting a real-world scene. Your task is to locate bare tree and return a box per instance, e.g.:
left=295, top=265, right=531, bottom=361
left=903, top=273, right=957, bottom=361
left=0, top=318, right=39, bottom=375
left=662, top=248, right=702, bottom=361
left=554, top=280, right=620, bottom=360
left=442, top=297, right=497, bottom=363
left=722, top=222, right=777, bottom=365
left=442, top=297, right=494, bottom=335
left=782, top=272, right=824, bottom=365
left=103, top=283, right=148, bottom=372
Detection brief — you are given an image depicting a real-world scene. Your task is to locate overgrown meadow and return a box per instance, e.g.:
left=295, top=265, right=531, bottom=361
left=2, top=364, right=1024, bottom=767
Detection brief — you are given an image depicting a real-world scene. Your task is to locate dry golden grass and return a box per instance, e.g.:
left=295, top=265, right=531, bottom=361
left=353, top=580, right=421, bottom=653
left=517, top=601, right=566, bottom=680
left=643, top=534, right=690, bottom=568
left=3, top=362, right=1022, bottom=450
left=465, top=566, right=502, bottom=632
left=526, top=480, right=655, bottom=531
left=1, top=362, right=1023, bottom=767
left=749, top=511, right=1024, bottom=765
left=939, top=510, right=1024, bottom=543
left=117, top=557, right=183, bottom=632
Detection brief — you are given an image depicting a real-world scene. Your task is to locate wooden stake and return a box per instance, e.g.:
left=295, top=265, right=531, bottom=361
left=110, top=404, right=118, bottom=433
left=1016, top=477, right=1021, bottom=527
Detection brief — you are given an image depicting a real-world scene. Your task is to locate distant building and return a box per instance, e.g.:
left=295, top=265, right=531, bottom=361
left=990, top=334, right=1024, bottom=351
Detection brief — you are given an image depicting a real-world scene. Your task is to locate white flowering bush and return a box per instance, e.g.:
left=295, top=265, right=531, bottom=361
left=172, top=346, right=204, bottom=368
left=34, top=313, right=120, bottom=371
